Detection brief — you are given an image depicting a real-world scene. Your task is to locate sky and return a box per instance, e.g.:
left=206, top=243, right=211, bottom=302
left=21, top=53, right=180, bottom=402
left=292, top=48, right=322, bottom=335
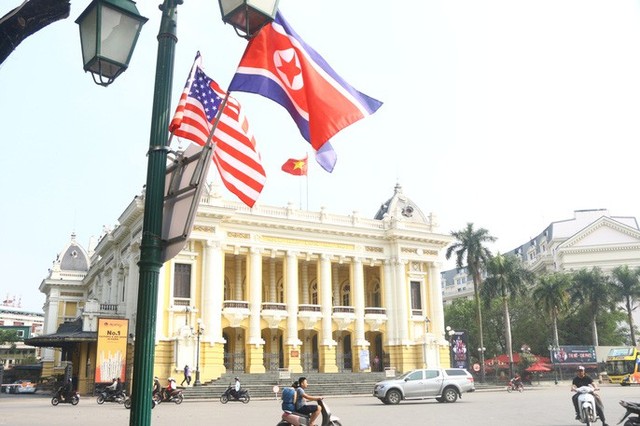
left=2, top=0, right=640, bottom=313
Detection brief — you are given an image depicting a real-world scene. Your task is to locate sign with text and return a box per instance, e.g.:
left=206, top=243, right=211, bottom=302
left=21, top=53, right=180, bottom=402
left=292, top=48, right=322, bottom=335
left=551, top=345, right=596, bottom=365
left=450, top=330, right=469, bottom=370
left=95, top=318, right=129, bottom=383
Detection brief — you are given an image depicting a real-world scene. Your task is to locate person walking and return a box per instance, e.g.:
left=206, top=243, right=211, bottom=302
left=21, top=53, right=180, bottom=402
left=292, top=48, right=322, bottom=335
left=182, top=365, right=192, bottom=386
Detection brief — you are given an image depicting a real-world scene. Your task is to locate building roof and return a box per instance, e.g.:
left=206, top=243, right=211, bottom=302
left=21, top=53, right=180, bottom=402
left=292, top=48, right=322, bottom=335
left=374, top=183, right=430, bottom=224
left=24, top=318, right=95, bottom=348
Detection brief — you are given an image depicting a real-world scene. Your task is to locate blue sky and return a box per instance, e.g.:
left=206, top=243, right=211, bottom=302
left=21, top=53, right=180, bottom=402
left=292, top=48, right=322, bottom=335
left=2, top=1, right=640, bottom=312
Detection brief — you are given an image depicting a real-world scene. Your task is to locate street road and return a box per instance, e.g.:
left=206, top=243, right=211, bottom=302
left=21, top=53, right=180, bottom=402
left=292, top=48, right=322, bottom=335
left=0, top=383, right=636, bottom=425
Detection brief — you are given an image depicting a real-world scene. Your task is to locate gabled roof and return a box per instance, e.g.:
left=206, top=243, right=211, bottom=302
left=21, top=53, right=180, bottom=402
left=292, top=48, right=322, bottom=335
left=24, top=318, right=95, bottom=348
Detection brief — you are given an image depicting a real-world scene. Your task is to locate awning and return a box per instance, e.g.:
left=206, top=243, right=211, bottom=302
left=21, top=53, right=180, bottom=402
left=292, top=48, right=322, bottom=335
left=24, top=318, right=96, bottom=348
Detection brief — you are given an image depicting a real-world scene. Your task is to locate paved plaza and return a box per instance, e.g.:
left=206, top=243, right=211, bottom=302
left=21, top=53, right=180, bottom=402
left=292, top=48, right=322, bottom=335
left=0, top=383, right=637, bottom=425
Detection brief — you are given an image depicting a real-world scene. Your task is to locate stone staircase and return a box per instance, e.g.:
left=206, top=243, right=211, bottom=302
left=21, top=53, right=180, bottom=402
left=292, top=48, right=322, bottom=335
left=182, top=371, right=390, bottom=400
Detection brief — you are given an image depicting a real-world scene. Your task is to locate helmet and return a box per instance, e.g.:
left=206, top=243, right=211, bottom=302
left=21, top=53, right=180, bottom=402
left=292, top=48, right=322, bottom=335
left=234, top=377, right=239, bottom=380
left=577, top=365, right=585, bottom=371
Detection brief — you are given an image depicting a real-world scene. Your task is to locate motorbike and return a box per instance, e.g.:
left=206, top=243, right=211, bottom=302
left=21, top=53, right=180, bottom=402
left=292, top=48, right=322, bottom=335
left=506, top=378, right=524, bottom=393
left=51, top=386, right=80, bottom=406
left=220, top=385, right=250, bottom=404
left=96, top=386, right=127, bottom=404
left=124, top=396, right=157, bottom=409
left=618, top=400, right=640, bottom=426
left=277, top=399, right=342, bottom=426
left=152, top=388, right=184, bottom=405
left=574, top=386, right=599, bottom=426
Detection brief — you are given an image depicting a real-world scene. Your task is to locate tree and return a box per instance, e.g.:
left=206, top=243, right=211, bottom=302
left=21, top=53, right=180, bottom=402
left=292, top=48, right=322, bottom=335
left=570, top=267, right=614, bottom=346
left=533, top=272, right=572, bottom=349
left=0, top=0, right=71, bottom=65
left=480, top=253, right=533, bottom=376
left=446, top=223, right=496, bottom=382
left=610, top=265, right=640, bottom=346
left=0, top=329, right=19, bottom=345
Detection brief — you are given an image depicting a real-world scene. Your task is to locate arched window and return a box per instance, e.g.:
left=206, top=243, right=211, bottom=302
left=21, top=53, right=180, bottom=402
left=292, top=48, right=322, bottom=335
left=370, top=280, right=381, bottom=307
left=341, top=282, right=351, bottom=306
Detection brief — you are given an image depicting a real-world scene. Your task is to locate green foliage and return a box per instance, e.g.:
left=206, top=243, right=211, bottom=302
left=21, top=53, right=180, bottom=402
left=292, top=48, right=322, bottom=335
left=0, top=329, right=19, bottom=345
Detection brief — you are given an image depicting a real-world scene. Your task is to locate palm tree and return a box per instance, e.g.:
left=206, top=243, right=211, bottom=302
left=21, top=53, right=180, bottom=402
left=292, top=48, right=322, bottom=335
left=533, top=272, right=572, bottom=363
left=611, top=265, right=640, bottom=346
left=481, top=253, right=533, bottom=377
left=446, top=223, right=496, bottom=382
left=570, top=267, right=614, bottom=346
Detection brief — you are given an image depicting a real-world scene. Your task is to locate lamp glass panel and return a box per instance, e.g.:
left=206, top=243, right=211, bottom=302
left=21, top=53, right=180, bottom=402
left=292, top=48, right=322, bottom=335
left=220, top=0, right=244, bottom=16
left=78, top=6, right=98, bottom=66
left=100, top=6, right=142, bottom=64
left=248, top=0, right=278, bottom=17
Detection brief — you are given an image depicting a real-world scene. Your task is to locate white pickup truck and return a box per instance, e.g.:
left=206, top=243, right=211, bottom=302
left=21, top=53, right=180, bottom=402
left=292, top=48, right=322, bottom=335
left=373, top=368, right=475, bottom=404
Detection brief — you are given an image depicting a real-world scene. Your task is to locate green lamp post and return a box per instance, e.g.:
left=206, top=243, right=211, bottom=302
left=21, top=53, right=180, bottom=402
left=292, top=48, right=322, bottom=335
left=78, top=0, right=279, bottom=424
left=76, top=0, right=148, bottom=86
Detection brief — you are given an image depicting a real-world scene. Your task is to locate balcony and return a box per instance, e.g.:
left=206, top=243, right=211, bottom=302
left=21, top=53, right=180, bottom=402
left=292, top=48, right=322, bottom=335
left=298, top=304, right=322, bottom=329
left=365, top=307, right=387, bottom=331
left=222, top=300, right=250, bottom=327
left=261, top=302, right=288, bottom=328
left=332, top=306, right=355, bottom=330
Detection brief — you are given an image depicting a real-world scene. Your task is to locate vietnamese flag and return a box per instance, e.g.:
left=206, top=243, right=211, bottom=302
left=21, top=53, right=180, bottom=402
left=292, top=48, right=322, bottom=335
left=281, top=155, right=308, bottom=176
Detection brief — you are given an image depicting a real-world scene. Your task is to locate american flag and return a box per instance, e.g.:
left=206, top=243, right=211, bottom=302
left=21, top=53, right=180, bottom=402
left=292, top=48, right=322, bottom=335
left=170, top=56, right=266, bottom=208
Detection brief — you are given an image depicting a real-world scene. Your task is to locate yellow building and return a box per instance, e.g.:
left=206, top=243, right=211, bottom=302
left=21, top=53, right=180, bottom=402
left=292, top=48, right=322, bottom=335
left=32, top=183, right=452, bottom=394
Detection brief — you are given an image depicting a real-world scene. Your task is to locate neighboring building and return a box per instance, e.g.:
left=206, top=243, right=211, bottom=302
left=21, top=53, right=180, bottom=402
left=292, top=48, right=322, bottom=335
left=0, top=296, right=44, bottom=368
left=30, top=183, right=452, bottom=394
left=441, top=208, right=640, bottom=303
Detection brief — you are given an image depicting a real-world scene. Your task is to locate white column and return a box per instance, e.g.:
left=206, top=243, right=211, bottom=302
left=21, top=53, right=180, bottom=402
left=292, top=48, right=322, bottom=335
left=395, top=258, right=409, bottom=342
left=235, top=256, right=243, bottom=300
left=285, top=251, right=301, bottom=346
left=428, top=262, right=444, bottom=339
left=352, top=258, right=367, bottom=346
left=320, top=254, right=334, bottom=345
left=42, top=296, right=59, bottom=362
left=382, top=260, right=396, bottom=344
left=249, top=248, right=264, bottom=345
left=203, top=240, right=224, bottom=341
left=301, top=261, right=309, bottom=304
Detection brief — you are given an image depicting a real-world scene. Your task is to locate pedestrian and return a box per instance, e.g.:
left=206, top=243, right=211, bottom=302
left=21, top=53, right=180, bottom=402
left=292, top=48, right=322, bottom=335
left=182, top=365, right=192, bottom=386
left=373, top=355, right=380, bottom=372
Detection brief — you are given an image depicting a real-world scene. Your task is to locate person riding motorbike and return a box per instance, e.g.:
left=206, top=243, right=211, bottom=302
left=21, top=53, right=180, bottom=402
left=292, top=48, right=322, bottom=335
left=571, top=365, right=608, bottom=426
left=231, top=377, right=241, bottom=399
left=163, top=378, right=178, bottom=401
left=510, top=373, right=523, bottom=389
left=61, top=378, right=74, bottom=402
left=105, top=378, right=118, bottom=397
left=152, top=377, right=162, bottom=397
left=295, top=377, right=323, bottom=426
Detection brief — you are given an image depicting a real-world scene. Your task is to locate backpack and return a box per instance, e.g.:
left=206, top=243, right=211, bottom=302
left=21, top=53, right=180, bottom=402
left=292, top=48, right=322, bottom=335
left=281, top=387, right=297, bottom=411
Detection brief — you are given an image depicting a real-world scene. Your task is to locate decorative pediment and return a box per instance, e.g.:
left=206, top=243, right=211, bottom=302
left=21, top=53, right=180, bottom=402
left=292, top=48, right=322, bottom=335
left=560, top=217, right=640, bottom=249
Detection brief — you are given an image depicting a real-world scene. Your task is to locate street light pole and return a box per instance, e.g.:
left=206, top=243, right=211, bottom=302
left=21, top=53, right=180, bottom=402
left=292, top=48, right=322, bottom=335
left=445, top=326, right=455, bottom=367
left=129, top=1, right=180, bottom=425
left=194, top=319, right=204, bottom=386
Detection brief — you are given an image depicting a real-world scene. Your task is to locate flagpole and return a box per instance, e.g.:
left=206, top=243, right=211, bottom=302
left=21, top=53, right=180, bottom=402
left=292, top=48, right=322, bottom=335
left=306, top=167, right=309, bottom=211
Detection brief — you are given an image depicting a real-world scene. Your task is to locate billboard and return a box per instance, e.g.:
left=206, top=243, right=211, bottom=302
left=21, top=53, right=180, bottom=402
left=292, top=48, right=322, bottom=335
left=551, top=345, right=597, bottom=365
left=450, top=331, right=469, bottom=370
left=95, top=318, right=129, bottom=384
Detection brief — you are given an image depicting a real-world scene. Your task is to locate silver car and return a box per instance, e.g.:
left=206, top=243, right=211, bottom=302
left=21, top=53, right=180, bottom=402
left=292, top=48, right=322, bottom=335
left=373, top=368, right=475, bottom=404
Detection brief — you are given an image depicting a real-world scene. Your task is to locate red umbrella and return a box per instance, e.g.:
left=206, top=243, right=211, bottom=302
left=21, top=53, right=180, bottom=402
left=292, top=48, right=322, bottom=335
left=525, top=362, right=552, bottom=372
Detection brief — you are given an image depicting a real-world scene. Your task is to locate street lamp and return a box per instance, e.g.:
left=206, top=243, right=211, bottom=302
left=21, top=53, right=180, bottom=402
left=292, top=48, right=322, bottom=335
left=76, top=0, right=148, bottom=86
left=193, top=319, right=205, bottom=386
left=478, top=347, right=486, bottom=378
left=422, top=317, right=431, bottom=368
left=445, top=326, right=455, bottom=367
left=218, top=0, right=280, bottom=39
left=76, top=0, right=278, bottom=425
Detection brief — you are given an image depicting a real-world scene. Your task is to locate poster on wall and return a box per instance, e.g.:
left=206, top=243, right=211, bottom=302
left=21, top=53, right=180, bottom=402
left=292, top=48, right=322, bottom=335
left=450, top=330, right=469, bottom=370
left=95, top=318, right=129, bottom=384
left=359, top=349, right=370, bottom=371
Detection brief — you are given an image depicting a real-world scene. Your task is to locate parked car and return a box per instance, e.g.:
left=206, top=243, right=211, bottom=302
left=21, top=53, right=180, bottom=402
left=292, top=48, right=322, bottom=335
left=373, top=368, right=475, bottom=404
left=6, top=380, right=37, bottom=394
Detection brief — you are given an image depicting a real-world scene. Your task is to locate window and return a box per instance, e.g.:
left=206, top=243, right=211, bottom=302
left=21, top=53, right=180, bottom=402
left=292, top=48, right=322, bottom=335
left=311, top=282, right=318, bottom=305
left=410, top=281, right=422, bottom=311
left=174, top=263, right=192, bottom=299
left=16, top=330, right=24, bottom=338
left=340, top=283, right=351, bottom=306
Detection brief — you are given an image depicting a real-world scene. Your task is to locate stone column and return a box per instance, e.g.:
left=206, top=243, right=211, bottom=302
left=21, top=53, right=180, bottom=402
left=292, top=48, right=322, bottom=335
left=332, top=263, right=339, bottom=305
left=247, top=248, right=265, bottom=373
left=352, top=258, right=366, bottom=346
left=285, top=251, right=302, bottom=373
left=301, top=261, right=309, bottom=304
left=319, top=254, right=337, bottom=372
left=203, top=239, right=226, bottom=380
left=395, top=259, right=409, bottom=342
left=382, top=259, right=395, bottom=344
